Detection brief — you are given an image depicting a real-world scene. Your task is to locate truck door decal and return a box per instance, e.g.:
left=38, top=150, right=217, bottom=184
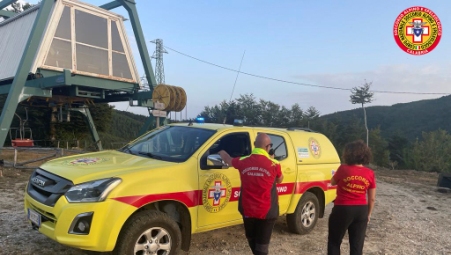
left=308, top=137, right=322, bottom=159
left=202, top=173, right=232, bottom=213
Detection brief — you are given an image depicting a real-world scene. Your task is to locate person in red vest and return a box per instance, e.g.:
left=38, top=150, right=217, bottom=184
left=328, top=139, right=377, bottom=255
left=219, top=133, right=283, bottom=255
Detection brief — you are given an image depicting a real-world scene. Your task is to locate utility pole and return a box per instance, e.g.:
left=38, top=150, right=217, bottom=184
left=150, top=39, right=167, bottom=85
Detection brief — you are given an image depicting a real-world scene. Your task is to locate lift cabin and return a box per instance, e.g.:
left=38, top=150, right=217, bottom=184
left=0, top=0, right=186, bottom=151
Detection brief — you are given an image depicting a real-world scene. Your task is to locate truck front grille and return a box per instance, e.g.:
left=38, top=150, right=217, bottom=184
left=27, top=168, right=73, bottom=207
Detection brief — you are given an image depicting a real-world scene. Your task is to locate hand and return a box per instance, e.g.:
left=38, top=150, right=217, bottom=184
left=218, top=150, right=227, bottom=158
left=368, top=215, right=371, bottom=223
left=218, top=150, right=232, bottom=166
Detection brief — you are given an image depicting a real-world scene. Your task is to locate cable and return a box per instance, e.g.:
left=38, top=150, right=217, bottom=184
left=230, top=50, right=246, bottom=101
left=164, top=46, right=451, bottom=96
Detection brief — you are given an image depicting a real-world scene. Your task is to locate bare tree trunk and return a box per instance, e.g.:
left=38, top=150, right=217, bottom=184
left=362, top=103, right=369, bottom=146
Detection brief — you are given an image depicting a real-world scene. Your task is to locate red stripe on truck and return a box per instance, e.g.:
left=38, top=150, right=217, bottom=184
left=112, top=190, right=201, bottom=208
left=113, top=181, right=336, bottom=208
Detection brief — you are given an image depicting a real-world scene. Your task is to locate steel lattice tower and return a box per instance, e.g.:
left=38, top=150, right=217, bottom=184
left=150, top=39, right=168, bottom=85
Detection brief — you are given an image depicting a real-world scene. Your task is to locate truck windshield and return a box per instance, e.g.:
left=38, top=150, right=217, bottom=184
left=119, top=126, right=216, bottom=163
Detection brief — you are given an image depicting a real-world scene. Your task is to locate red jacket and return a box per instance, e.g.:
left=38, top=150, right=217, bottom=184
left=232, top=148, right=282, bottom=219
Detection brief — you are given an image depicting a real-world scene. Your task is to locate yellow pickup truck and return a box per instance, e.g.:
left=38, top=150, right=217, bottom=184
left=24, top=121, right=340, bottom=254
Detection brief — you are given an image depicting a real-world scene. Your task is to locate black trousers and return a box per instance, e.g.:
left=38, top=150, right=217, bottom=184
left=328, top=205, right=368, bottom=255
left=243, top=217, right=276, bottom=255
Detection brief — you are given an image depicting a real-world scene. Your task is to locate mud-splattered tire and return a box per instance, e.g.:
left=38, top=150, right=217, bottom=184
left=286, top=192, right=319, bottom=234
left=114, top=210, right=181, bottom=255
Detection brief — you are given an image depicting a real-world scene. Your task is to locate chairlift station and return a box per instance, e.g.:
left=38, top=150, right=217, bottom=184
left=0, top=0, right=187, bottom=151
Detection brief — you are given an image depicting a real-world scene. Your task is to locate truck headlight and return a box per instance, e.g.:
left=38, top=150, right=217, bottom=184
left=65, top=178, right=122, bottom=203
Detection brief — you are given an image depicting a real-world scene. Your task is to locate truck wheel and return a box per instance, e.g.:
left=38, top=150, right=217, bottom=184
left=114, top=210, right=181, bottom=255
left=286, top=192, right=319, bottom=235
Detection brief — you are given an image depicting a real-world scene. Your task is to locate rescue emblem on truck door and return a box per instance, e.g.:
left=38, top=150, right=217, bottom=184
left=202, top=173, right=232, bottom=213
left=308, top=137, right=321, bottom=159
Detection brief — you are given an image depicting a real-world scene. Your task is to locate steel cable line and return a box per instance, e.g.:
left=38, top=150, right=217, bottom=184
left=164, top=46, right=451, bottom=96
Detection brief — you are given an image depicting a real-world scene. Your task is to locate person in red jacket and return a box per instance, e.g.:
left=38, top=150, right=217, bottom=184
left=328, top=139, right=376, bottom=255
left=219, top=133, right=284, bottom=255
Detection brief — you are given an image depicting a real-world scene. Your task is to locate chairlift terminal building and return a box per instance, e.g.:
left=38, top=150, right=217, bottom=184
left=0, top=0, right=178, bottom=150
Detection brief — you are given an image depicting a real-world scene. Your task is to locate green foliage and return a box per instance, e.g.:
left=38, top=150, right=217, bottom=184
left=409, top=130, right=451, bottom=173
left=313, top=115, right=365, bottom=157
left=199, top=93, right=321, bottom=128
left=387, top=132, right=410, bottom=169
left=350, top=81, right=374, bottom=106
left=50, top=104, right=113, bottom=142
left=110, top=110, right=146, bottom=141
left=369, top=127, right=390, bottom=167
left=322, top=95, right=451, bottom=141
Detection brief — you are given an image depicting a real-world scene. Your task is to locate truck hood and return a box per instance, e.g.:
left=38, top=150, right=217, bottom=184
left=39, top=150, right=176, bottom=184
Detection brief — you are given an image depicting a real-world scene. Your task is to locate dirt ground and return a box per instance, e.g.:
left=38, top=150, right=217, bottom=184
left=1, top=161, right=451, bottom=254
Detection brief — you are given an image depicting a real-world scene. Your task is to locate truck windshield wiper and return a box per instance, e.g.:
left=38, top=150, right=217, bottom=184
left=138, top=152, right=163, bottom=160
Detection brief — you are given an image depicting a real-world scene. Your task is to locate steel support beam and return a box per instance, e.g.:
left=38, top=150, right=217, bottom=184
left=103, top=0, right=161, bottom=135
left=0, top=0, right=18, bottom=10
left=116, top=0, right=157, bottom=90
left=138, top=111, right=155, bottom=136
left=0, top=9, right=15, bottom=18
left=37, top=69, right=137, bottom=91
left=70, top=106, right=103, bottom=151
left=99, top=1, right=121, bottom=10
left=0, top=0, right=54, bottom=150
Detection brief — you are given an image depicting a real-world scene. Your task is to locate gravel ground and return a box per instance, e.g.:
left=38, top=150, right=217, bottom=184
left=1, top=168, right=450, bottom=255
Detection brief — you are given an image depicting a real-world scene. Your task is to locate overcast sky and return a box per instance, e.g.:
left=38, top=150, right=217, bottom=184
left=19, top=0, right=451, bottom=119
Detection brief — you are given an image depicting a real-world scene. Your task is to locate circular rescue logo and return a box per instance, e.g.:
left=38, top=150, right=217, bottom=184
left=393, top=6, right=442, bottom=55
left=64, top=157, right=107, bottom=165
left=202, top=173, right=232, bottom=213
left=308, top=137, right=321, bottom=159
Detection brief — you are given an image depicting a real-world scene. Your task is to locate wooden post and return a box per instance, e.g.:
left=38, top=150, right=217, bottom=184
left=14, top=148, right=17, bottom=167
left=0, top=159, right=3, bottom=177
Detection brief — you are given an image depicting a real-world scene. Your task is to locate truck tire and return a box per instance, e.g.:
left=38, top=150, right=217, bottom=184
left=286, top=192, right=319, bottom=235
left=114, top=210, right=181, bottom=255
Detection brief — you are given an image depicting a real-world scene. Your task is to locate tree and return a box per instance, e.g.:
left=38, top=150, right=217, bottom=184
left=259, top=99, right=280, bottom=126
left=235, top=94, right=260, bottom=125
left=350, top=80, right=374, bottom=146
left=369, top=127, right=390, bottom=168
left=303, top=106, right=320, bottom=128
left=387, top=132, right=409, bottom=169
left=410, top=130, right=451, bottom=173
left=289, top=103, right=304, bottom=127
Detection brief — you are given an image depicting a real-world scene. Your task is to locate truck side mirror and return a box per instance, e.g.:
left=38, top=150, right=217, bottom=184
left=207, top=154, right=229, bottom=169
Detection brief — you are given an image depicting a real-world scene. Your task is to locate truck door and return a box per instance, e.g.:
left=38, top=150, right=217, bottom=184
left=197, top=131, right=251, bottom=228
left=253, top=130, right=297, bottom=215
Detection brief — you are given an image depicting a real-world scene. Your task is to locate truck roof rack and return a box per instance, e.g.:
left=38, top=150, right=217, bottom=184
left=287, top=127, right=316, bottom=132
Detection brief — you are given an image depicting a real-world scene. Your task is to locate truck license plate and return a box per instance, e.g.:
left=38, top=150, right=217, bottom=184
left=28, top=209, right=41, bottom=227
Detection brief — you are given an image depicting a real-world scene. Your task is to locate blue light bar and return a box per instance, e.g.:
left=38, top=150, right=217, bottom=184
left=195, top=117, right=205, bottom=123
